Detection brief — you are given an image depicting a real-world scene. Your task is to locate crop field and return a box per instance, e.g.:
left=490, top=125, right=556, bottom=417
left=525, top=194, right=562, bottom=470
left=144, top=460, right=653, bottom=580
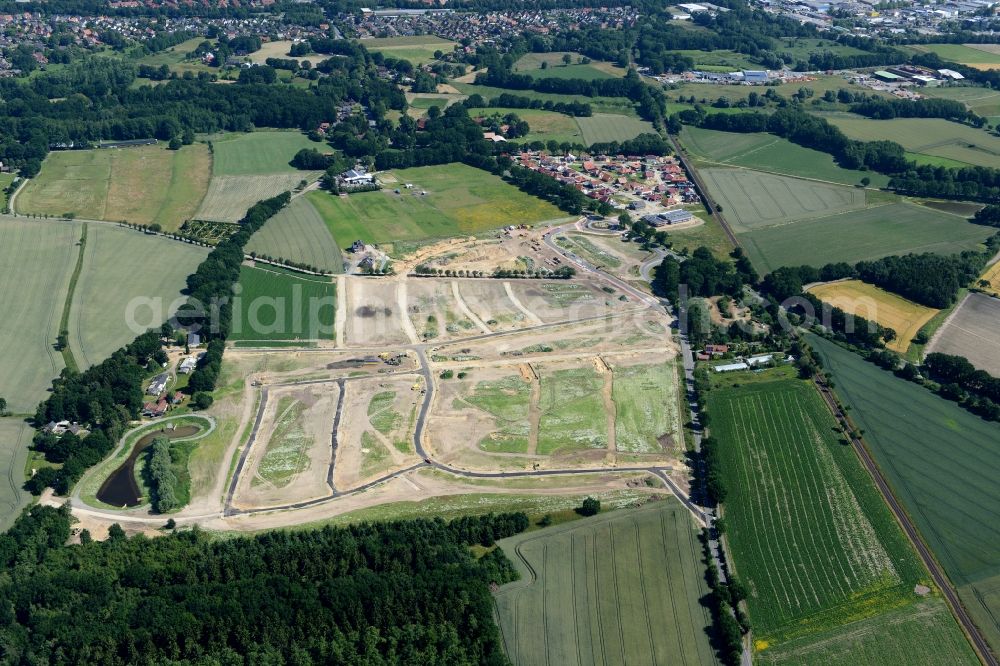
left=468, top=106, right=585, bottom=144
left=257, top=396, right=311, bottom=487
left=923, top=86, right=1000, bottom=119
left=612, top=362, right=680, bottom=454
left=461, top=375, right=532, bottom=454
left=246, top=196, right=343, bottom=273
left=807, top=335, right=1000, bottom=590
left=513, top=51, right=624, bottom=80
left=908, top=43, right=1000, bottom=68
left=494, top=501, right=719, bottom=666
left=18, top=144, right=210, bottom=231
left=195, top=173, right=307, bottom=222
left=707, top=378, right=925, bottom=643
left=807, top=280, right=938, bottom=353
left=740, top=201, right=993, bottom=273
left=826, top=115, right=1000, bottom=169
left=699, top=168, right=866, bottom=232
left=360, top=35, right=457, bottom=64
left=0, top=218, right=78, bottom=413
left=68, top=226, right=208, bottom=368
left=756, top=597, right=975, bottom=666
left=210, top=131, right=319, bottom=176
left=926, top=293, right=1000, bottom=375
left=680, top=127, right=889, bottom=187
left=230, top=266, right=336, bottom=341
left=0, top=419, right=32, bottom=532
left=981, top=259, right=1000, bottom=296
left=961, top=573, right=1000, bottom=655
left=537, top=366, right=607, bottom=455
left=577, top=114, right=656, bottom=145
left=308, top=163, right=562, bottom=247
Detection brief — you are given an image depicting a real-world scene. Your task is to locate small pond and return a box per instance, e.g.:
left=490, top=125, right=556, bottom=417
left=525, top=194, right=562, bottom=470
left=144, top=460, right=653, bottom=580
left=96, top=424, right=201, bottom=508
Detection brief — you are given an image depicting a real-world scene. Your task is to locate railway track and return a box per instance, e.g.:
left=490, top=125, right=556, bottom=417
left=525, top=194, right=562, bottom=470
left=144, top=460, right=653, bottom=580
left=667, top=134, right=741, bottom=249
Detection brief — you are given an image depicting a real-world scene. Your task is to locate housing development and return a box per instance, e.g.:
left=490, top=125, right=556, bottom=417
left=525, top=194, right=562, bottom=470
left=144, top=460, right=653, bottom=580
left=0, top=0, right=999, bottom=663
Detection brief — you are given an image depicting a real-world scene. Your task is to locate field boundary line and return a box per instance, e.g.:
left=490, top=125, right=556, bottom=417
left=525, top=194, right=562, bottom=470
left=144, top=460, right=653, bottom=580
left=58, top=223, right=88, bottom=373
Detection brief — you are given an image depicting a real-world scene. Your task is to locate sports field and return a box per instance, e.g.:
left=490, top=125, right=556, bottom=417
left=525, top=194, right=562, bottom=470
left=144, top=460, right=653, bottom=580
left=0, top=419, right=33, bottom=532
left=807, top=335, right=1000, bottom=590
left=69, top=225, right=209, bottom=368
left=195, top=173, right=307, bottom=223
left=826, top=115, right=1000, bottom=169
left=493, top=501, right=719, bottom=666
left=210, top=131, right=319, bottom=176
left=740, top=201, right=993, bottom=273
left=360, top=35, right=457, bottom=64
left=699, top=168, right=866, bottom=232
left=230, top=266, right=336, bottom=341
left=18, top=144, right=210, bottom=231
left=681, top=126, right=890, bottom=187
left=308, top=163, right=562, bottom=247
left=246, top=196, right=344, bottom=273
left=0, top=218, right=78, bottom=413
left=807, top=280, right=938, bottom=353
left=926, top=292, right=1000, bottom=375
left=708, top=378, right=925, bottom=643
left=756, top=597, right=975, bottom=666
left=513, top=51, right=624, bottom=80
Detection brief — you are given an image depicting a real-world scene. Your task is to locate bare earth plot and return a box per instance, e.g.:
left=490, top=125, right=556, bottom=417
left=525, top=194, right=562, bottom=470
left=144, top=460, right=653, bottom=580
left=925, top=292, right=1000, bottom=375
left=246, top=195, right=344, bottom=273
left=344, top=278, right=413, bottom=346
left=406, top=279, right=480, bottom=342
left=494, top=500, right=719, bottom=666
left=0, top=218, right=79, bottom=413
left=69, top=225, right=209, bottom=368
left=455, top=280, right=533, bottom=332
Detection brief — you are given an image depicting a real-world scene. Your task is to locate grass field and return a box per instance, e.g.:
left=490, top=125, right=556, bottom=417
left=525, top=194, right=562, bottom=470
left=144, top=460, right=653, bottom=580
left=195, top=173, right=308, bottom=222
left=680, top=126, right=890, bottom=187
left=463, top=376, right=532, bottom=454
left=513, top=51, right=624, bottom=80
left=537, top=366, right=606, bottom=455
left=825, top=115, right=1000, bottom=169
left=740, top=201, right=993, bottom=273
left=18, top=144, right=210, bottom=231
left=494, top=500, right=719, bottom=666
left=246, top=196, right=344, bottom=273
left=308, top=163, right=562, bottom=248
left=210, top=131, right=319, bottom=176
left=230, top=266, right=336, bottom=341
left=367, top=391, right=402, bottom=438
left=908, top=43, right=1000, bottom=68
left=258, top=396, right=310, bottom=487
left=577, top=114, right=656, bottom=145
left=923, top=86, right=1000, bottom=119
left=699, top=168, right=867, bottom=232
left=708, top=377, right=926, bottom=644
left=0, top=419, right=32, bottom=532
left=807, top=335, right=1000, bottom=591
left=468, top=106, right=585, bottom=144
left=756, top=597, right=976, bottom=666
left=926, top=292, right=1000, bottom=375
left=69, top=225, right=209, bottom=368
left=0, top=218, right=78, bottom=413
left=612, top=362, right=680, bottom=454
left=453, top=82, right=639, bottom=117
left=360, top=35, right=457, bottom=64
left=807, top=280, right=939, bottom=353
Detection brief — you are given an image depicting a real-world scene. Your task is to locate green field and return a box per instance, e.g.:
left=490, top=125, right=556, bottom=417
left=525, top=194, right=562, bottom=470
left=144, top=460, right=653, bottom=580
left=699, top=168, right=867, bottom=232
left=195, top=173, right=308, bottom=223
left=462, top=375, right=531, bottom=454
left=708, top=377, right=926, bottom=644
left=825, top=115, right=1000, bottom=169
left=468, top=106, right=585, bottom=144
left=513, top=51, right=623, bottom=80
left=537, top=366, right=606, bottom=455
left=669, top=48, right=760, bottom=72
left=231, top=266, right=336, bottom=341
left=453, top=82, right=639, bottom=117
left=923, top=86, right=1000, bottom=119
left=740, top=201, right=993, bottom=273
left=494, top=500, right=719, bottom=665
left=908, top=43, right=1000, bottom=66
left=756, top=597, right=975, bottom=666
left=0, top=419, right=33, bottom=532
left=0, top=218, right=78, bottom=413
left=360, top=35, right=457, bottom=64
left=367, top=391, right=402, bottom=438
left=18, top=144, right=210, bottom=231
left=612, top=362, right=679, bottom=454
left=577, top=114, right=656, bottom=145
left=308, top=163, right=562, bottom=248
left=258, top=396, right=310, bottom=486
left=246, top=196, right=344, bottom=273
left=210, top=131, right=319, bottom=176
left=681, top=126, right=890, bottom=187
left=136, top=37, right=215, bottom=77
left=68, top=225, right=208, bottom=368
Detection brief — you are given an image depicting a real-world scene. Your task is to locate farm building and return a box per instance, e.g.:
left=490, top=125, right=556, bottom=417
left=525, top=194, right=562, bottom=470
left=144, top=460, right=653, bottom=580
left=178, top=357, right=198, bottom=374
left=342, top=168, right=374, bottom=185
left=714, top=361, right=749, bottom=373
left=146, top=373, right=169, bottom=396
left=643, top=209, right=694, bottom=227
left=873, top=70, right=902, bottom=83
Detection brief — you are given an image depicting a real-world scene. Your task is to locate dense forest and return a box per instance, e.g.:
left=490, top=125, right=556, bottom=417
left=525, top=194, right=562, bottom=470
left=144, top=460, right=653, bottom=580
left=0, top=505, right=528, bottom=664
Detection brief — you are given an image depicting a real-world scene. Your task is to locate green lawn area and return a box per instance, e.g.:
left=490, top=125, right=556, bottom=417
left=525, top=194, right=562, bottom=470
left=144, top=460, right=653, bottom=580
left=461, top=375, right=532, bottom=454
left=537, top=366, right=606, bottom=455
left=307, top=163, right=563, bottom=247
left=360, top=35, right=457, bottom=64
left=494, top=500, right=719, bottom=665
left=246, top=195, right=344, bottom=273
left=17, top=144, right=210, bottom=231
left=135, top=37, right=216, bottom=77
left=680, top=126, right=889, bottom=187
left=740, top=200, right=993, bottom=273
left=467, top=106, right=585, bottom=144
left=0, top=218, right=78, bottom=413
left=0, top=172, right=14, bottom=208
left=513, top=51, right=624, bottom=80
left=231, top=265, right=336, bottom=341
left=707, top=376, right=928, bottom=645
left=209, top=131, right=319, bottom=176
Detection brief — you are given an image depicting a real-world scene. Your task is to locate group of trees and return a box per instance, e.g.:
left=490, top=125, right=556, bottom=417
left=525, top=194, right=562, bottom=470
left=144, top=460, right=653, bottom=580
left=463, top=92, right=593, bottom=117
left=849, top=96, right=982, bottom=125
left=924, top=352, right=1000, bottom=409
left=147, top=437, right=180, bottom=513
left=0, top=504, right=527, bottom=664
left=856, top=249, right=996, bottom=308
